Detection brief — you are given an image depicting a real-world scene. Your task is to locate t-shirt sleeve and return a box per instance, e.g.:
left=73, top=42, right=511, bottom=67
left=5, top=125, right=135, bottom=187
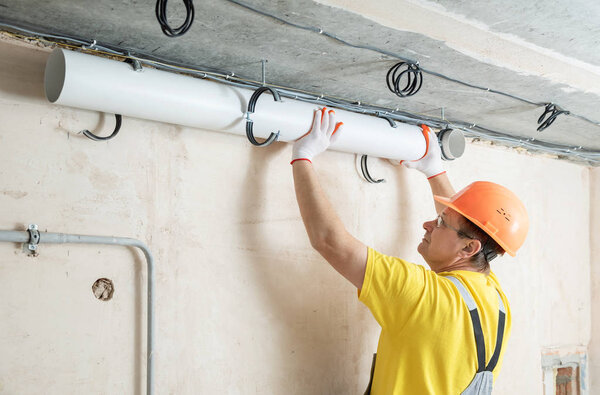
left=358, top=247, right=429, bottom=330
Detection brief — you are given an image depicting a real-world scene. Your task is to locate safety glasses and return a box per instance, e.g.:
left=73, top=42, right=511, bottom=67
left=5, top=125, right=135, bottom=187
left=436, top=215, right=474, bottom=239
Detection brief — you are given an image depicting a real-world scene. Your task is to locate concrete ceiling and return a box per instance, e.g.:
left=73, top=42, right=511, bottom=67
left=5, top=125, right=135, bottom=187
left=1, top=0, right=599, bottom=163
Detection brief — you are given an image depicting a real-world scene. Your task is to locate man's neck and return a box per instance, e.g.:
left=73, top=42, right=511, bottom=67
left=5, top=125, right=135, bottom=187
left=432, top=259, right=484, bottom=274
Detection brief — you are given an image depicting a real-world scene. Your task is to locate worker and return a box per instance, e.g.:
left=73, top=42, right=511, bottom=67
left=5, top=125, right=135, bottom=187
left=290, top=108, right=528, bottom=394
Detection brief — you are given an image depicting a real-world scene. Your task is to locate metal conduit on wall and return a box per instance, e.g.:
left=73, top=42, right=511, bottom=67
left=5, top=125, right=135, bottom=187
left=0, top=227, right=155, bottom=395
left=44, top=48, right=465, bottom=162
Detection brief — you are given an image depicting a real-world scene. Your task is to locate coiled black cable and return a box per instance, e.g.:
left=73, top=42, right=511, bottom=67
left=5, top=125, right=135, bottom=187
left=386, top=62, right=423, bottom=97
left=537, top=103, right=569, bottom=132
left=155, top=0, right=195, bottom=37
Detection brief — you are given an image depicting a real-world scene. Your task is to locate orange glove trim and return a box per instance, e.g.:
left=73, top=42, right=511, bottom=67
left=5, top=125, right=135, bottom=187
left=290, top=158, right=313, bottom=165
left=427, top=171, right=446, bottom=180
left=332, top=122, right=343, bottom=136
left=417, top=124, right=431, bottom=161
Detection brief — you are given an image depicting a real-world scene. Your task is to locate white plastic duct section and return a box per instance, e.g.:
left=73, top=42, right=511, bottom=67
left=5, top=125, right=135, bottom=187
left=43, top=48, right=463, bottom=161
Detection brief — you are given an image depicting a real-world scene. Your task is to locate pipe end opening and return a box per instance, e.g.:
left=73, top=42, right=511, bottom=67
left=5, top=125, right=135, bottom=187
left=44, top=49, right=66, bottom=103
left=440, top=129, right=466, bottom=160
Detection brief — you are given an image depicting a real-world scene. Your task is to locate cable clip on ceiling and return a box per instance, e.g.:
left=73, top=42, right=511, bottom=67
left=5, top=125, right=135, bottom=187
left=386, top=62, right=423, bottom=97
left=81, top=114, right=123, bottom=141
left=125, top=54, right=143, bottom=72
left=155, top=0, right=195, bottom=37
left=376, top=111, right=397, bottom=128
left=537, top=103, right=570, bottom=132
left=82, top=39, right=97, bottom=50
left=246, top=87, right=281, bottom=147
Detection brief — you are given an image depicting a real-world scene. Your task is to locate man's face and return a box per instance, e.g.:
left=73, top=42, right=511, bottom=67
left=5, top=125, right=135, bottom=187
left=417, top=208, right=468, bottom=271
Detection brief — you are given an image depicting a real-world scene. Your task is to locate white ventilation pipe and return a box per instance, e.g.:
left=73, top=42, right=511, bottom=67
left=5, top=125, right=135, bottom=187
left=44, top=48, right=464, bottom=161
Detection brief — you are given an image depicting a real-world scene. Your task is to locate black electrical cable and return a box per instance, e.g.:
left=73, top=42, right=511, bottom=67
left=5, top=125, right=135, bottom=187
left=82, top=114, right=122, bottom=141
left=155, top=0, right=194, bottom=37
left=537, top=103, right=569, bottom=132
left=386, top=62, right=423, bottom=97
left=360, top=155, right=385, bottom=184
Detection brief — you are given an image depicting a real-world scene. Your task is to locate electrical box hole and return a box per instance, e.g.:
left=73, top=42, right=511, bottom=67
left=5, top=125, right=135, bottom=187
left=92, top=278, right=114, bottom=301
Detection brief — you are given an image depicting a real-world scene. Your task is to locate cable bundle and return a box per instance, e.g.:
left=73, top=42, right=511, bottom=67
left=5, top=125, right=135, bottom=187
left=537, top=103, right=569, bottom=132
left=386, top=62, right=423, bottom=97
left=155, top=0, right=195, bottom=37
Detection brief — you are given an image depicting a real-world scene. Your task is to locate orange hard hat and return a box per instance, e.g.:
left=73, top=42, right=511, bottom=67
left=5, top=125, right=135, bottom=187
left=434, top=181, right=529, bottom=257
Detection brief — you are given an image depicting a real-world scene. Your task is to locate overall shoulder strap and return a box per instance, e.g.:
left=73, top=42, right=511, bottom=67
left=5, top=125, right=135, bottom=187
left=446, top=276, right=507, bottom=373
left=446, top=276, right=486, bottom=373
left=485, top=292, right=506, bottom=372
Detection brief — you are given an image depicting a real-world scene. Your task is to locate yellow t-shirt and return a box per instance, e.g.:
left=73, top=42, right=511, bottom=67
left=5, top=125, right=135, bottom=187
left=359, top=247, right=512, bottom=394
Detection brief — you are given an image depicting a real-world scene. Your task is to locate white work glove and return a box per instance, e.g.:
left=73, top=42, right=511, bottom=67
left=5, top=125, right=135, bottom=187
left=291, top=107, right=343, bottom=164
left=397, top=125, right=445, bottom=179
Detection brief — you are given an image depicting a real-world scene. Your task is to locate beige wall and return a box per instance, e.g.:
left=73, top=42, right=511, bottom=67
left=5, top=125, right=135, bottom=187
left=0, top=39, right=594, bottom=394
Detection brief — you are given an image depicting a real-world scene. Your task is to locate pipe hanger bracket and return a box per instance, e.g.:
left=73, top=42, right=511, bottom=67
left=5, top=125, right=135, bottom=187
left=82, top=114, right=123, bottom=141
left=246, top=86, right=281, bottom=147
left=361, top=155, right=385, bottom=184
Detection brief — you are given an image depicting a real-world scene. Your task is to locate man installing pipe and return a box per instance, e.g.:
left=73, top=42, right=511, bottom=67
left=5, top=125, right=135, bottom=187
left=291, top=108, right=528, bottom=394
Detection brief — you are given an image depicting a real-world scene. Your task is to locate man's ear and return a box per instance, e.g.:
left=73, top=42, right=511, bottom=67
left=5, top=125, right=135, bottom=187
left=459, top=239, right=482, bottom=259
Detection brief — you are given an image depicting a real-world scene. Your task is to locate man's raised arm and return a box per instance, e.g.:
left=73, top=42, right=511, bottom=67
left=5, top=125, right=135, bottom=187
left=291, top=108, right=367, bottom=289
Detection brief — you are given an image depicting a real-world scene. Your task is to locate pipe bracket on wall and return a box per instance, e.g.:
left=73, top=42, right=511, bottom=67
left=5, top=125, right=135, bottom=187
left=27, top=224, right=40, bottom=255
left=82, top=114, right=122, bottom=141
left=360, top=155, right=385, bottom=184
left=246, top=87, right=281, bottom=147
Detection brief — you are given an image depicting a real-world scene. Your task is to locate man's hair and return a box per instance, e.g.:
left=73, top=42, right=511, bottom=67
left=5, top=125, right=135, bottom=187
left=458, top=217, right=505, bottom=274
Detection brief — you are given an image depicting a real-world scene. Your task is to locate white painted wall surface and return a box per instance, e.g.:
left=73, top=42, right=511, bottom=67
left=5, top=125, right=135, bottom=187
left=0, top=39, right=594, bottom=394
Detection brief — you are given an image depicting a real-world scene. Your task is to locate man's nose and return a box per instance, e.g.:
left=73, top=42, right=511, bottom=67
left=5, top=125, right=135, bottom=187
left=423, top=219, right=435, bottom=232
